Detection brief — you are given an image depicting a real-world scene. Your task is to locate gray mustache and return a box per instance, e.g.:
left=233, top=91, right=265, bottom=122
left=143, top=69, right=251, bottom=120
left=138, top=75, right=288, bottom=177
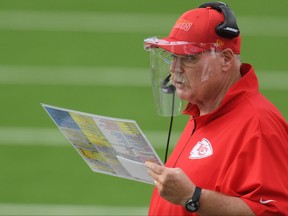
left=171, top=72, right=189, bottom=85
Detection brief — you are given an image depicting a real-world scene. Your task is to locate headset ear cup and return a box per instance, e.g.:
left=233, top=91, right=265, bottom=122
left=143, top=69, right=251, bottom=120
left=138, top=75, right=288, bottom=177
left=198, top=2, right=240, bottom=39
left=215, top=5, right=240, bottom=38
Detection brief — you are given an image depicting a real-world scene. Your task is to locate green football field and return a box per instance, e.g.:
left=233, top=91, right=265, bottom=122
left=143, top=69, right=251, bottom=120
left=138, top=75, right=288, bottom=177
left=0, top=0, right=287, bottom=215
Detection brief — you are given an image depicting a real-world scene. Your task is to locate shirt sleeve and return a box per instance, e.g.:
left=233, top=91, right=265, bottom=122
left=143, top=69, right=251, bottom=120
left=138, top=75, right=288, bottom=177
left=220, top=131, right=288, bottom=216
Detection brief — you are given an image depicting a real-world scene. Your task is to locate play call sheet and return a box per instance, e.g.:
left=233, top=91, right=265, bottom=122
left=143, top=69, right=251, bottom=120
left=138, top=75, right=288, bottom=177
left=42, top=104, right=163, bottom=184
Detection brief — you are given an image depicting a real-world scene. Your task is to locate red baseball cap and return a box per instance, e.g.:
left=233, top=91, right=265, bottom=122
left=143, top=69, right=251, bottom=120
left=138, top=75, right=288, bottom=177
left=145, top=7, right=241, bottom=55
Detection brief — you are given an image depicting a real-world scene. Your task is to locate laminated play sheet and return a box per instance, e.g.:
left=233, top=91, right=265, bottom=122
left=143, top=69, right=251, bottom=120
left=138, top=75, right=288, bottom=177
left=42, top=104, right=163, bottom=184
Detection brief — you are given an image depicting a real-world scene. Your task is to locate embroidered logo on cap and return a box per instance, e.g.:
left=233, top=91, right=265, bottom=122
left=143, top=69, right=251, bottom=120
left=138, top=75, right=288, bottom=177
left=189, top=138, right=213, bottom=159
left=216, top=39, right=224, bottom=47
left=174, top=19, right=193, bottom=31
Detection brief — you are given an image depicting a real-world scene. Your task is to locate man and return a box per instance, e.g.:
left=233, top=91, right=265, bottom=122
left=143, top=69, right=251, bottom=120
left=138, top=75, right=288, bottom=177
left=144, top=2, right=288, bottom=216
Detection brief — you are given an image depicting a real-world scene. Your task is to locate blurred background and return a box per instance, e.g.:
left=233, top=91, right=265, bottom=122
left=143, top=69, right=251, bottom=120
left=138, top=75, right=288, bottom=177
left=0, top=0, right=287, bottom=215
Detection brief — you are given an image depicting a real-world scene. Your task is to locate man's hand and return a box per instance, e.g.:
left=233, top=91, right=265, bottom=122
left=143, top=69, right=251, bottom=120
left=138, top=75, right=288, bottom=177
left=145, top=162, right=255, bottom=215
left=145, top=161, right=195, bottom=206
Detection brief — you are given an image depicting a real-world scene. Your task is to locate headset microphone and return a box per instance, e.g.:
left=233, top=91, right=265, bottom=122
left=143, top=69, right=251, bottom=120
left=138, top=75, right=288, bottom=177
left=161, top=74, right=176, bottom=163
left=161, top=74, right=176, bottom=94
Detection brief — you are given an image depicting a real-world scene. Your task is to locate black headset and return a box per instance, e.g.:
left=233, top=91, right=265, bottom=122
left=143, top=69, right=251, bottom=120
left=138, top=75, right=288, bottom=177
left=198, top=1, right=240, bottom=39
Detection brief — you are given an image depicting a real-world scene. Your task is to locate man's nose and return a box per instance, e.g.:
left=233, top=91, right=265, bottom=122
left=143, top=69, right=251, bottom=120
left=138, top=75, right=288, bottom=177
left=170, top=57, right=181, bottom=73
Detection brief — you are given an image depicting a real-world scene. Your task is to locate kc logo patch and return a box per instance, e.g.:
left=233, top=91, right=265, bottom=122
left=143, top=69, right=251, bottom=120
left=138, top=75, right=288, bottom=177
left=189, top=138, right=213, bottom=159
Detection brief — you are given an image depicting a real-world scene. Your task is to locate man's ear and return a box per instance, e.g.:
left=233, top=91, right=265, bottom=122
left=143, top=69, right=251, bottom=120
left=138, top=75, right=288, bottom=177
left=221, top=48, right=234, bottom=70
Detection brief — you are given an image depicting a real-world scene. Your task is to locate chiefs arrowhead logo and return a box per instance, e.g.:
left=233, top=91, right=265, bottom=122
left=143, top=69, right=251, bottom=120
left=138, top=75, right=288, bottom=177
left=189, top=138, right=213, bottom=159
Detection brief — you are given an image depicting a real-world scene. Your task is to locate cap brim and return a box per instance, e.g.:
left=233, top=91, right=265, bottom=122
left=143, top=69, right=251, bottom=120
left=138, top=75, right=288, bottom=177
left=145, top=37, right=207, bottom=55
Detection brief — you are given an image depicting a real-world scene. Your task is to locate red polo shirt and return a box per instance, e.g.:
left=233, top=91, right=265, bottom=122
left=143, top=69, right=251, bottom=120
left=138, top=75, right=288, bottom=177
left=148, top=64, right=288, bottom=215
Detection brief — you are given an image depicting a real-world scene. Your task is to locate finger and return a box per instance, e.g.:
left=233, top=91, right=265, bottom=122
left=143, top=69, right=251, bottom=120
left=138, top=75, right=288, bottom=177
left=145, top=161, right=165, bottom=174
left=147, top=167, right=160, bottom=182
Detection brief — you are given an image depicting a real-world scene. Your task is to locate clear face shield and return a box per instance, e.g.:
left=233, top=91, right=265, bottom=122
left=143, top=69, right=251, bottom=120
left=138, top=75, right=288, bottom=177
left=146, top=48, right=184, bottom=117
left=144, top=37, right=221, bottom=116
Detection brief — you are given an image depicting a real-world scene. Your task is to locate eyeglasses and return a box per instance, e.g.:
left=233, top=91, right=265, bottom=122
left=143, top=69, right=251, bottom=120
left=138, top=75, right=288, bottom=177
left=161, top=50, right=199, bottom=66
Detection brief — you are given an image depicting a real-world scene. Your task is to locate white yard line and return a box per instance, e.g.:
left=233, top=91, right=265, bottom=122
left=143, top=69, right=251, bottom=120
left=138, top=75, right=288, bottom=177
left=0, top=11, right=287, bottom=37
left=0, top=127, right=181, bottom=148
left=0, top=65, right=287, bottom=90
left=0, top=65, right=150, bottom=87
left=0, top=127, right=67, bottom=146
left=0, top=11, right=175, bottom=33
left=0, top=203, right=148, bottom=216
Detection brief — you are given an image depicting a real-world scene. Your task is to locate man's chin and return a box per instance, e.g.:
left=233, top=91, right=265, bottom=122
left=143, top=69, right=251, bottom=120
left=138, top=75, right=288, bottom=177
left=176, top=89, right=189, bottom=101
